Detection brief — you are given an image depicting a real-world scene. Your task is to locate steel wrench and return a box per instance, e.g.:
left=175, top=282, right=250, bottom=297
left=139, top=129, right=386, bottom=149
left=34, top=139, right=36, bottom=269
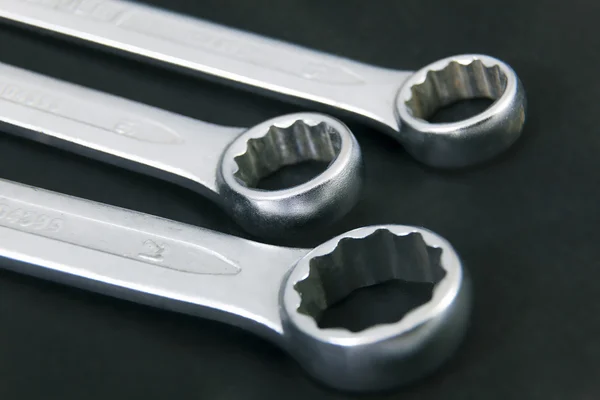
left=0, top=0, right=526, bottom=168
left=0, top=62, right=363, bottom=237
left=0, top=177, right=470, bottom=392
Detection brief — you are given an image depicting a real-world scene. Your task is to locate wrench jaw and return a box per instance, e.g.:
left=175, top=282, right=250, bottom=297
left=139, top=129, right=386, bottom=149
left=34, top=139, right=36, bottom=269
left=395, top=54, right=527, bottom=168
left=216, top=113, right=363, bottom=238
left=279, top=225, right=472, bottom=392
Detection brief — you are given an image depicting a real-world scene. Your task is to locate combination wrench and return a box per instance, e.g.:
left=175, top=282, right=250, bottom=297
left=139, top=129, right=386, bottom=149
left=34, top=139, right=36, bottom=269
left=0, top=177, right=471, bottom=392
left=0, top=0, right=526, bottom=168
left=0, top=62, right=363, bottom=237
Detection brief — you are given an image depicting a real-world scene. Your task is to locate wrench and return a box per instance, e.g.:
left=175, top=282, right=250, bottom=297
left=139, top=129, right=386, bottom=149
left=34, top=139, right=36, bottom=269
left=0, top=0, right=526, bottom=168
left=0, top=62, right=363, bottom=237
left=0, top=177, right=471, bottom=392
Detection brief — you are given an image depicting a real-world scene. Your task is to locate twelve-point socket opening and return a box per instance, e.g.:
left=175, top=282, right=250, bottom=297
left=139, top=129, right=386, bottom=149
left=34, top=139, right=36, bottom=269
left=405, top=59, right=508, bottom=122
left=232, top=120, right=342, bottom=190
left=294, top=229, right=447, bottom=332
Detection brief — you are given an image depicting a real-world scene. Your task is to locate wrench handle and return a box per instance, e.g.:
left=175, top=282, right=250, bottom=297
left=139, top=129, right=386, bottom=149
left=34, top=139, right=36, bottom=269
left=0, top=0, right=409, bottom=131
left=0, top=62, right=241, bottom=197
left=0, top=178, right=297, bottom=341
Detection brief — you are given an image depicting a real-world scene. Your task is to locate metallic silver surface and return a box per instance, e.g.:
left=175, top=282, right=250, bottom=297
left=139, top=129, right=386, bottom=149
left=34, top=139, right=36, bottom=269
left=0, top=0, right=526, bottom=167
left=0, top=62, right=363, bottom=237
left=0, top=177, right=471, bottom=392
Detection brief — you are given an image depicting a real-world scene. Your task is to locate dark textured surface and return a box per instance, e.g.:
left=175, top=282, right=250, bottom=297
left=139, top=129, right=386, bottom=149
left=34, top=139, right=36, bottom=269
left=0, top=1, right=599, bottom=399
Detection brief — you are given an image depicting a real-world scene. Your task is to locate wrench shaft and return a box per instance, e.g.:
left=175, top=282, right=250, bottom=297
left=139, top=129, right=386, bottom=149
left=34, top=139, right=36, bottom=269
left=0, top=178, right=303, bottom=340
left=0, top=62, right=242, bottom=198
left=0, top=0, right=409, bottom=131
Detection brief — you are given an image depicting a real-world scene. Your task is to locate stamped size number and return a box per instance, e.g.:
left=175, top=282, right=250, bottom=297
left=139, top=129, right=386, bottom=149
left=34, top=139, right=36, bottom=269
left=0, top=203, right=63, bottom=232
left=137, top=239, right=167, bottom=263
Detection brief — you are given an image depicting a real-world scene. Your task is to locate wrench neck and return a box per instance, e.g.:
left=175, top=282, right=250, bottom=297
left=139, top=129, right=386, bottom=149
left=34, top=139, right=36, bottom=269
left=303, top=67, right=410, bottom=135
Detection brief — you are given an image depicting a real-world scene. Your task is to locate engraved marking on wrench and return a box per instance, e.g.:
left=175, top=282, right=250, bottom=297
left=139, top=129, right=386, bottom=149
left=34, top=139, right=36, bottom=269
left=135, top=239, right=240, bottom=275
left=0, top=202, right=63, bottom=232
left=18, top=0, right=125, bottom=22
left=0, top=82, right=60, bottom=112
left=138, top=239, right=166, bottom=262
left=0, top=197, right=241, bottom=275
left=16, top=0, right=364, bottom=84
left=0, top=80, right=183, bottom=144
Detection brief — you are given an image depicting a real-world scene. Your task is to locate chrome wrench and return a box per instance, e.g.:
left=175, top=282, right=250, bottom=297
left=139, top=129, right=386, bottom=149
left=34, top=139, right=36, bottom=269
left=0, top=0, right=526, bottom=168
left=0, top=62, right=363, bottom=237
left=0, top=177, right=471, bottom=392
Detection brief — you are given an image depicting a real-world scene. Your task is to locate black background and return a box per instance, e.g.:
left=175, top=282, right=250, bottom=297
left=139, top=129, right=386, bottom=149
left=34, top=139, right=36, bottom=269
left=0, top=1, right=599, bottom=399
